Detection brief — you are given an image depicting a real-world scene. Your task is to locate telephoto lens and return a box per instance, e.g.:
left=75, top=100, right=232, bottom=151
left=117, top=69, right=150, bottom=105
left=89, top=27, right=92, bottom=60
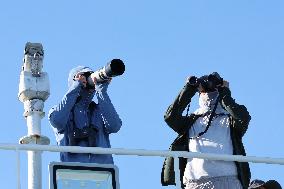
left=87, top=59, right=125, bottom=86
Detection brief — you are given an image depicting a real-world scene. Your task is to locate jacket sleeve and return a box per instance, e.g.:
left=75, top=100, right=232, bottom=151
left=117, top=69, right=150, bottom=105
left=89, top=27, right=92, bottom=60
left=48, top=81, right=83, bottom=133
left=164, top=83, right=197, bottom=134
left=95, top=83, right=122, bottom=134
left=219, top=87, right=251, bottom=136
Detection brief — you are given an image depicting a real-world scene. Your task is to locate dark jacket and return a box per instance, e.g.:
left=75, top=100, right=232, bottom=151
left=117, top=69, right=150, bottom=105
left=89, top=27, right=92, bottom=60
left=161, top=84, right=251, bottom=189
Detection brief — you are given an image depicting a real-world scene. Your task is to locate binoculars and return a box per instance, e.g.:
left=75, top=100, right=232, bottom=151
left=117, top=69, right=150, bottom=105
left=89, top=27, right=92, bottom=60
left=188, top=72, right=223, bottom=92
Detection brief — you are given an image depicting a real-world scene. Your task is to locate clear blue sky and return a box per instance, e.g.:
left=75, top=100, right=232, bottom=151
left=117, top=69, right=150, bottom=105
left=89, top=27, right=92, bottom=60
left=0, top=0, right=283, bottom=188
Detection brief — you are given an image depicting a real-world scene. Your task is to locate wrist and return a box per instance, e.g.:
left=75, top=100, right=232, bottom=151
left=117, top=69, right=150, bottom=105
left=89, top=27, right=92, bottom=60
left=185, top=83, right=198, bottom=97
left=95, top=82, right=109, bottom=93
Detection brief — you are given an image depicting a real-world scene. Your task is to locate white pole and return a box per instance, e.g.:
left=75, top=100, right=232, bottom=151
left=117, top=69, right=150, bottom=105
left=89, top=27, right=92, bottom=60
left=18, top=42, right=50, bottom=189
left=26, top=111, right=42, bottom=135
left=28, top=151, right=42, bottom=189
left=16, top=149, right=21, bottom=189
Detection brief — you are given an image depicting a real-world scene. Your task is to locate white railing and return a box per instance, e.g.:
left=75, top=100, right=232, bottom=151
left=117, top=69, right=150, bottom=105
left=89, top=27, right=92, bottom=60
left=1, top=143, right=284, bottom=189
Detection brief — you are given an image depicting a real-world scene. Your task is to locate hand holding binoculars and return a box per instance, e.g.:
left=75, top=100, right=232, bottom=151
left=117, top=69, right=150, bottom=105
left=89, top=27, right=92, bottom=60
left=187, top=72, right=228, bottom=93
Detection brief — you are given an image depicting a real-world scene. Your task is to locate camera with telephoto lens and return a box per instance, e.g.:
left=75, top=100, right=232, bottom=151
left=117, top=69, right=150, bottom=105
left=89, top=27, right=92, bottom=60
left=188, top=72, right=223, bottom=92
left=86, top=59, right=125, bottom=87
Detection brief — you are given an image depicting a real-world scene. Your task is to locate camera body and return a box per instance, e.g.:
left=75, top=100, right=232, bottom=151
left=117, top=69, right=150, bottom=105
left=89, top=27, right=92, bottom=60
left=86, top=59, right=125, bottom=86
left=68, top=127, right=97, bottom=147
left=188, top=72, right=223, bottom=92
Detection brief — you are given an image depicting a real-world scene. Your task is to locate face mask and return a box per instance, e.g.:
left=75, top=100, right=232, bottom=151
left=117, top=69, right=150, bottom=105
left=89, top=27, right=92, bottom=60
left=198, top=91, right=219, bottom=110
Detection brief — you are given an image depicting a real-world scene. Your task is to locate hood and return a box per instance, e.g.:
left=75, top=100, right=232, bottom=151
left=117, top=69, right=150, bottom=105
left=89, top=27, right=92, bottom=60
left=68, top=66, right=93, bottom=88
left=68, top=66, right=95, bottom=108
left=194, top=91, right=228, bottom=115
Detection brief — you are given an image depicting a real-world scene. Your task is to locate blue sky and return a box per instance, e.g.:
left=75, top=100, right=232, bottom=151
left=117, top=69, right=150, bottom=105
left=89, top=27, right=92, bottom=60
left=0, top=0, right=283, bottom=188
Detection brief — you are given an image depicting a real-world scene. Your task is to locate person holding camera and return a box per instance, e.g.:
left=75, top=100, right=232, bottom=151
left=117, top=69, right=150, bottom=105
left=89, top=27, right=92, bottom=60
left=161, top=72, right=251, bottom=189
left=48, top=65, right=122, bottom=164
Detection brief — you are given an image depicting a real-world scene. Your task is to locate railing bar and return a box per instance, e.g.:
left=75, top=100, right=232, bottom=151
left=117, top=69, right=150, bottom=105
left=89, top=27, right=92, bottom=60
left=1, top=144, right=284, bottom=165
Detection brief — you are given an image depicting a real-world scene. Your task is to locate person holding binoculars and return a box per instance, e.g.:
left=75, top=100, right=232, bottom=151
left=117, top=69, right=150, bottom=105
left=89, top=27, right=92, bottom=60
left=48, top=59, right=124, bottom=164
left=161, top=72, right=251, bottom=189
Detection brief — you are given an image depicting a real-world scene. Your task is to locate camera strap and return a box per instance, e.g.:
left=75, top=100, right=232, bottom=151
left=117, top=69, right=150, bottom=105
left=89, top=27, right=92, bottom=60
left=189, top=95, right=221, bottom=140
left=68, top=102, right=98, bottom=135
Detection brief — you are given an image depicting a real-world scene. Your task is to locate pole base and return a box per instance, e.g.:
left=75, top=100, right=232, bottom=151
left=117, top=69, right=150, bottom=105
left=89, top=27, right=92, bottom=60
left=19, top=135, right=50, bottom=145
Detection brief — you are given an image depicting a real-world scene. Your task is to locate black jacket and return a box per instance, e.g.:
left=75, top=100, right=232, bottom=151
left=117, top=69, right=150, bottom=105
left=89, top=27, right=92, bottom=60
left=161, top=84, right=251, bottom=189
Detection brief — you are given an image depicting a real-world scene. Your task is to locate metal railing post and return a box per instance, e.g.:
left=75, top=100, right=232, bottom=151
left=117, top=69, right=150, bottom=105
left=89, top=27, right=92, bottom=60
left=15, top=148, right=21, bottom=189
left=174, top=155, right=182, bottom=189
